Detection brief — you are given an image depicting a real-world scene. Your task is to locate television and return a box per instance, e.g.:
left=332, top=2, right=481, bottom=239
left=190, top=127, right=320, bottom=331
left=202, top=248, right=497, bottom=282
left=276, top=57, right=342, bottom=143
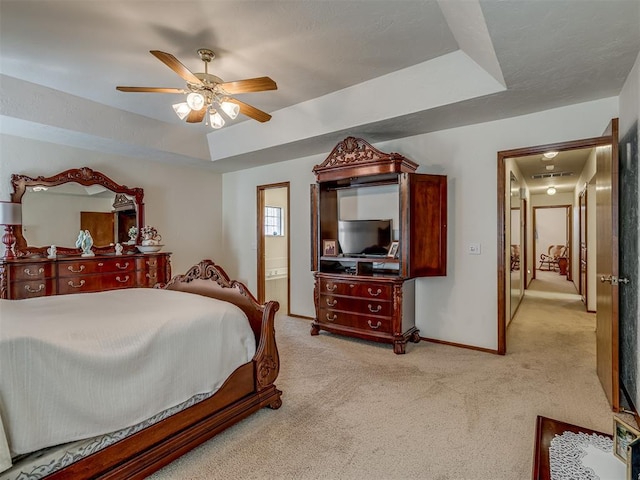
left=338, top=219, right=392, bottom=256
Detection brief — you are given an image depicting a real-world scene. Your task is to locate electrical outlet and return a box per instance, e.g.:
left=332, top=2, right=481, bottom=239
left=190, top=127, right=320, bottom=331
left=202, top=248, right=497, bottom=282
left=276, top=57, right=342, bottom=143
left=468, top=243, right=481, bottom=255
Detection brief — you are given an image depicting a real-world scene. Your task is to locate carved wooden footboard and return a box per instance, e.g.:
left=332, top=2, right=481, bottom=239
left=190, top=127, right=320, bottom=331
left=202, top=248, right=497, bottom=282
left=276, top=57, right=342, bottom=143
left=41, top=259, right=282, bottom=480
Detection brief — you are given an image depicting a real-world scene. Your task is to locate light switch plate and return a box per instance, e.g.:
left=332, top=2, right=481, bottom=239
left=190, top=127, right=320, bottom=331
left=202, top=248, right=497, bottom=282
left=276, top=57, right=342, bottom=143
left=468, top=243, right=481, bottom=255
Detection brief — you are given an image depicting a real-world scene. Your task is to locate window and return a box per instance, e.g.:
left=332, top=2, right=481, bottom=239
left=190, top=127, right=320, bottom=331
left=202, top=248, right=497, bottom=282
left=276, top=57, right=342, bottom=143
left=264, top=206, right=284, bottom=236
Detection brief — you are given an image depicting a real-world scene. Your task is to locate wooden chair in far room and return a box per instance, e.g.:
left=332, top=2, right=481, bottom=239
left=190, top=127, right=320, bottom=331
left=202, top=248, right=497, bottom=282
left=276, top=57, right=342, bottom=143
left=538, top=244, right=565, bottom=271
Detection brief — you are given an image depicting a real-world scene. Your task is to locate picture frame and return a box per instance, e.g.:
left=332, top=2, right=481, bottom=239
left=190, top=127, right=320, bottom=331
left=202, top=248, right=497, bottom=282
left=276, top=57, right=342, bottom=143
left=323, top=239, right=337, bottom=257
left=628, top=436, right=640, bottom=480
left=614, top=416, right=640, bottom=463
left=387, top=241, right=399, bottom=258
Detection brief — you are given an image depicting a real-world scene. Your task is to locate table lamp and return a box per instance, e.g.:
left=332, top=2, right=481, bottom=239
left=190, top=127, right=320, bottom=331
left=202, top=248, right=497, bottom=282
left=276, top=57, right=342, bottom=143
left=0, top=201, right=22, bottom=259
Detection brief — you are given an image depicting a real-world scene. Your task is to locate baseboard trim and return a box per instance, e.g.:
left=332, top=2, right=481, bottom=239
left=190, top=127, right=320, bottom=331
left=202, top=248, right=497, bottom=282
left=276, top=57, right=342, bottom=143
left=587, top=309, right=596, bottom=313
left=420, top=337, right=499, bottom=355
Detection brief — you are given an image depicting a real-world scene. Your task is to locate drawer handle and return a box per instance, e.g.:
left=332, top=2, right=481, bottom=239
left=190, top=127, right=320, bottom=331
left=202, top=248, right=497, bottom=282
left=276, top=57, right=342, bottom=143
left=326, top=284, right=337, bottom=292
left=368, top=288, right=382, bottom=297
left=146, top=272, right=157, bottom=279
left=116, top=262, right=129, bottom=270
left=98, top=263, right=104, bottom=267
left=326, top=298, right=337, bottom=307
left=116, top=275, right=130, bottom=283
left=68, top=280, right=85, bottom=289
left=325, top=313, right=337, bottom=322
left=367, top=320, right=382, bottom=329
left=146, top=260, right=157, bottom=267
left=368, top=304, right=382, bottom=313
left=25, top=284, right=45, bottom=293
left=67, top=265, right=85, bottom=273
left=23, top=267, right=44, bottom=277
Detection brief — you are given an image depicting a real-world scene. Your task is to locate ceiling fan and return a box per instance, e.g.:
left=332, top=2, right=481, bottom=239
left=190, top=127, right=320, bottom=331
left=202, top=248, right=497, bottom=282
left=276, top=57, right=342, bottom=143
left=116, top=48, right=277, bottom=128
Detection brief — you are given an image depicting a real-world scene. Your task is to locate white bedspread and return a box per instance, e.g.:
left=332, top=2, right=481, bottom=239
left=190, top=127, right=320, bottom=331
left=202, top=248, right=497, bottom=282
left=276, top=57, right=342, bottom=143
left=0, top=288, right=256, bottom=472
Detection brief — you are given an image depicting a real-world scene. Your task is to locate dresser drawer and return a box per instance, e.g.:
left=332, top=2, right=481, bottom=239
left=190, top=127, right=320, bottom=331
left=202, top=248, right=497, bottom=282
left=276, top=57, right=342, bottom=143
left=57, top=272, right=135, bottom=294
left=10, top=280, right=56, bottom=299
left=320, top=294, right=392, bottom=316
left=319, top=278, right=392, bottom=299
left=9, top=263, right=55, bottom=281
left=58, top=258, right=135, bottom=277
left=317, top=307, right=392, bottom=334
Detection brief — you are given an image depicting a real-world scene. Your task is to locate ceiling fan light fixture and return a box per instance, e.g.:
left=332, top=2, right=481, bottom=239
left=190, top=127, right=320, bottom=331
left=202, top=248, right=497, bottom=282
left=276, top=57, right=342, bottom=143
left=209, top=110, right=225, bottom=129
left=545, top=164, right=555, bottom=171
left=220, top=101, right=240, bottom=120
left=547, top=186, right=557, bottom=195
left=543, top=151, right=559, bottom=159
left=186, top=92, right=205, bottom=111
left=172, top=102, right=191, bottom=120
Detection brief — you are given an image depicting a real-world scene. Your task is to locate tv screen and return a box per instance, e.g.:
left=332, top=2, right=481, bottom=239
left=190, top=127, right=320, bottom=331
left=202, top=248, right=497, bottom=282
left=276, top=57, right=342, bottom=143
left=338, top=219, right=392, bottom=256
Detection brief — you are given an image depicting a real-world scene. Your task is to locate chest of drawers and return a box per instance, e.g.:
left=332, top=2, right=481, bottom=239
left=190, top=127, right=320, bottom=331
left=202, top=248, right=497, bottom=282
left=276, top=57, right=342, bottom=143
left=311, top=273, right=419, bottom=354
left=0, top=252, right=171, bottom=300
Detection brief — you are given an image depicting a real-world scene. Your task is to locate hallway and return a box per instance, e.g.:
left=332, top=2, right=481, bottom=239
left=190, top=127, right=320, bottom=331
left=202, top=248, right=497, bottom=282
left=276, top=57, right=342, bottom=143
left=507, top=269, right=609, bottom=428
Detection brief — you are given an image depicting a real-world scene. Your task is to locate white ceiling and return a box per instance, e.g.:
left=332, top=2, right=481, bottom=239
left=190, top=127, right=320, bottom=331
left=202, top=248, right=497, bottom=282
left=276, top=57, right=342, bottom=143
left=1, top=1, right=639, bottom=173
left=512, top=148, right=593, bottom=196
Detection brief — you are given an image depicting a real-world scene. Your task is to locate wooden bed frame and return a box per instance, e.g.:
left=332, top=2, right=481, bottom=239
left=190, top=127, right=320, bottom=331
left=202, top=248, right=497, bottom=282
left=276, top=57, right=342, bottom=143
left=38, top=259, right=282, bottom=479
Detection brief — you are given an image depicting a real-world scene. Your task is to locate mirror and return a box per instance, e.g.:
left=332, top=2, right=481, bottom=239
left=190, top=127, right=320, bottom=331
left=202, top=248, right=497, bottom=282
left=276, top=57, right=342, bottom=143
left=11, top=167, right=145, bottom=257
left=509, top=172, right=522, bottom=319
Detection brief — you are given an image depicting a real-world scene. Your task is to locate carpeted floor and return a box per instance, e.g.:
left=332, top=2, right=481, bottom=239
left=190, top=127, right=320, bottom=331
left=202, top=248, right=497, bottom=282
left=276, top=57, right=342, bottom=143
left=149, top=274, right=613, bottom=480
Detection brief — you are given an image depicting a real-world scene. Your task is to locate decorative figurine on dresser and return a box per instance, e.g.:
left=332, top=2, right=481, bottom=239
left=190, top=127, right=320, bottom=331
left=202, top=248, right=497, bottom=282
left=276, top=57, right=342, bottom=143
left=0, top=167, right=171, bottom=300
left=310, top=137, right=447, bottom=354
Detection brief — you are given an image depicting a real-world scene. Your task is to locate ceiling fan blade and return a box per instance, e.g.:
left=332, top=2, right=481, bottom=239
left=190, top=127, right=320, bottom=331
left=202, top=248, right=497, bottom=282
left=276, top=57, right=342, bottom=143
left=116, top=86, right=185, bottom=93
left=150, top=50, right=203, bottom=85
left=226, top=98, right=272, bottom=122
left=186, top=108, right=206, bottom=123
left=219, top=77, right=277, bottom=94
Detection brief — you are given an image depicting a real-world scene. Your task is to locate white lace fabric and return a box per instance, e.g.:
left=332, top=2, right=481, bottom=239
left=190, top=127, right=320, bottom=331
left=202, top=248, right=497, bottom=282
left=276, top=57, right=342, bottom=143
left=549, top=431, right=617, bottom=480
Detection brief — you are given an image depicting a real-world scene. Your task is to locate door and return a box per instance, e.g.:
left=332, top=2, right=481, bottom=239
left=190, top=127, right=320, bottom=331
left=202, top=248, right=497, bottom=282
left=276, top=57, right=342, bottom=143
left=80, top=211, right=115, bottom=246
left=579, top=188, right=587, bottom=304
left=595, top=118, right=619, bottom=410
left=257, top=183, right=290, bottom=315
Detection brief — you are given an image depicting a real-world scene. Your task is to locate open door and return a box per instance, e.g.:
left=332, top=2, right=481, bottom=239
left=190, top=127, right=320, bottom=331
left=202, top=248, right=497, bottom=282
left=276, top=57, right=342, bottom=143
left=595, top=118, right=620, bottom=411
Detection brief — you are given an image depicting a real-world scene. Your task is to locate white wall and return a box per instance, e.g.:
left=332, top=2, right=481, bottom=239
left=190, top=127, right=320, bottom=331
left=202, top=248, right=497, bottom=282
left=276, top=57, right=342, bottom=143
left=222, top=97, right=618, bottom=350
left=0, top=134, right=223, bottom=276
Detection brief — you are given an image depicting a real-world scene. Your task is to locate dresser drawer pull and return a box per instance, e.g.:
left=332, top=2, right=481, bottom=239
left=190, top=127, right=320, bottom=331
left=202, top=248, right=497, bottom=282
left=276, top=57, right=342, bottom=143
left=23, top=267, right=44, bottom=277
left=146, top=260, right=157, bottom=267
left=146, top=272, right=157, bottom=279
left=326, top=298, right=337, bottom=307
left=325, top=283, right=337, bottom=292
left=116, top=262, right=129, bottom=270
left=325, top=313, right=337, bottom=322
left=367, top=288, right=382, bottom=297
left=116, top=276, right=130, bottom=283
left=25, top=284, right=45, bottom=293
left=367, top=304, right=382, bottom=313
left=98, top=263, right=104, bottom=267
left=67, top=265, right=85, bottom=273
left=367, top=320, right=382, bottom=329
left=68, top=280, right=85, bottom=289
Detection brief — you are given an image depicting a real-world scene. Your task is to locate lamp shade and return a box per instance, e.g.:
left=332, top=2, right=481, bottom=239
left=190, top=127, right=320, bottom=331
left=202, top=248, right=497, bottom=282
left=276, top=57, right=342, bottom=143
left=0, top=202, right=22, bottom=225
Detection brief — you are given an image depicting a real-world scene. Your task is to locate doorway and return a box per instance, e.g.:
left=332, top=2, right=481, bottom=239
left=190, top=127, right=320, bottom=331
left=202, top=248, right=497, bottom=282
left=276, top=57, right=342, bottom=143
left=497, top=128, right=619, bottom=411
left=533, top=205, right=571, bottom=280
left=257, top=183, right=290, bottom=315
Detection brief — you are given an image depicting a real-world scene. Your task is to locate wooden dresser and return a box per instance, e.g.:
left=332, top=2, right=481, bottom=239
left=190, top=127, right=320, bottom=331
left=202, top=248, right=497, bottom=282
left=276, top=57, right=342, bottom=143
left=310, top=137, right=447, bottom=354
left=0, top=252, right=171, bottom=300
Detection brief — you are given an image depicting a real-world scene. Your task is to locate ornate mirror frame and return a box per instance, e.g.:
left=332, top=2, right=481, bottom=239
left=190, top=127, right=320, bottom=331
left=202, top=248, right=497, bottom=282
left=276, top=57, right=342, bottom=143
left=11, top=167, right=145, bottom=257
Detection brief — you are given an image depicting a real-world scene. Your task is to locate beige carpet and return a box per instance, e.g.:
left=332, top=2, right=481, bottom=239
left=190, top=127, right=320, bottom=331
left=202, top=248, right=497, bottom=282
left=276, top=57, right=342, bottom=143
left=149, top=276, right=613, bottom=480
